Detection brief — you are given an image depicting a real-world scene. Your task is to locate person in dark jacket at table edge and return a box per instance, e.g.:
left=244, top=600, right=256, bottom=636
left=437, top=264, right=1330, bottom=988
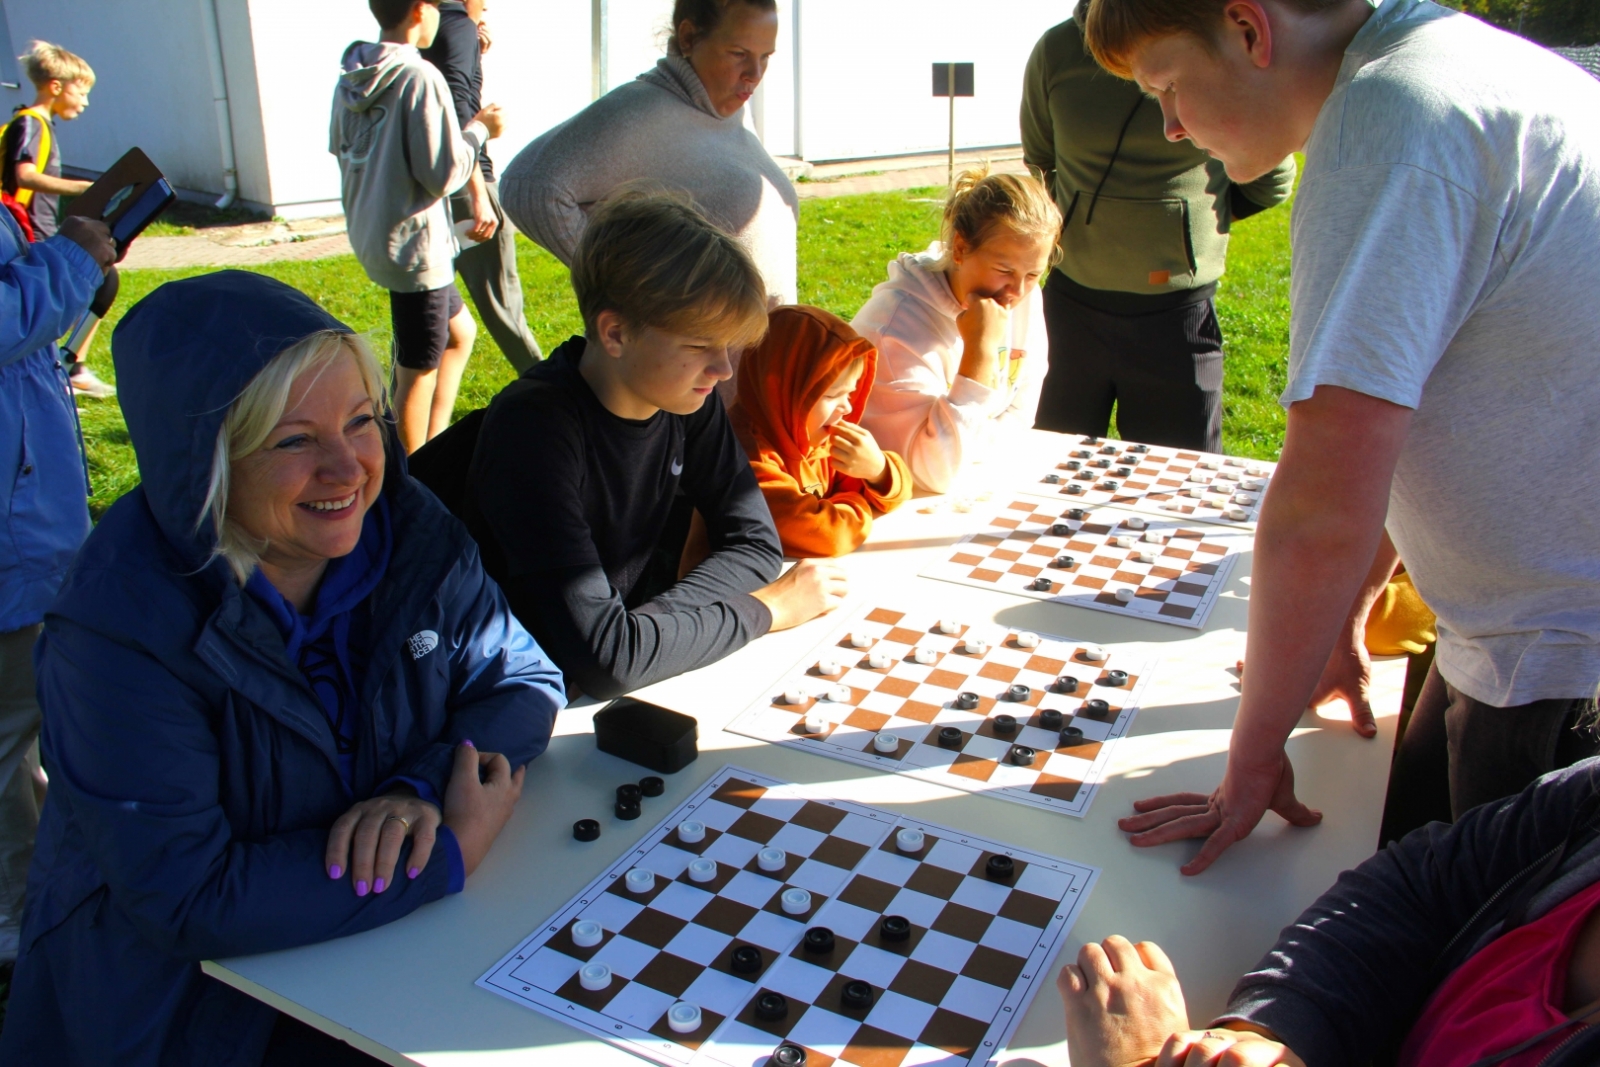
left=0, top=271, right=565, bottom=1067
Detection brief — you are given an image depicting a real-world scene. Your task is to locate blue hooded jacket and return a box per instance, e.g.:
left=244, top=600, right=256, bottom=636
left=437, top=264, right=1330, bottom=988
left=0, top=271, right=566, bottom=1066
left=0, top=207, right=99, bottom=631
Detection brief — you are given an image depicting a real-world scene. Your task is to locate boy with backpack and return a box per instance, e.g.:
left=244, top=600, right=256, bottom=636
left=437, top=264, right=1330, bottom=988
left=1, top=41, right=114, bottom=398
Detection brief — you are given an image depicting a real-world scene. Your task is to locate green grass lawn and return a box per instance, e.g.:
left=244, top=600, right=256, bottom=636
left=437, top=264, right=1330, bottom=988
left=77, top=185, right=1292, bottom=518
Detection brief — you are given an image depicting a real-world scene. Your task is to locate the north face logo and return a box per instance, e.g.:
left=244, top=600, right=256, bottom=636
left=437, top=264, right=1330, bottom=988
left=407, top=630, right=439, bottom=659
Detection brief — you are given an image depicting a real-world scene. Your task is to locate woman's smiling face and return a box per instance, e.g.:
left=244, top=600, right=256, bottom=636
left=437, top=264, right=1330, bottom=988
left=227, top=353, right=386, bottom=578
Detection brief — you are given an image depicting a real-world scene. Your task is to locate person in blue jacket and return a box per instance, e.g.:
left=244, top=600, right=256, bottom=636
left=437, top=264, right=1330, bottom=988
left=0, top=270, right=566, bottom=1066
left=0, top=208, right=111, bottom=971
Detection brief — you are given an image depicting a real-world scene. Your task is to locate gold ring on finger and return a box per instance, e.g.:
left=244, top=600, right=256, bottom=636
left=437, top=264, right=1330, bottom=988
left=386, top=814, right=412, bottom=832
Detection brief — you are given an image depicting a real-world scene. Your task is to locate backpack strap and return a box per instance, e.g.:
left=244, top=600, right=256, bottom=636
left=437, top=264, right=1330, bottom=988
left=0, top=108, right=54, bottom=207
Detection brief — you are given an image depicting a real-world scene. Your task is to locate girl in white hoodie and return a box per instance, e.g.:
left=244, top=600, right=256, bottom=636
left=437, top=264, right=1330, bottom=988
left=851, top=167, right=1062, bottom=493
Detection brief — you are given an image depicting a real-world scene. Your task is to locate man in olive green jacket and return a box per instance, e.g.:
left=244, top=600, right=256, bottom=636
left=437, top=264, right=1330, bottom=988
left=1021, top=1, right=1295, bottom=451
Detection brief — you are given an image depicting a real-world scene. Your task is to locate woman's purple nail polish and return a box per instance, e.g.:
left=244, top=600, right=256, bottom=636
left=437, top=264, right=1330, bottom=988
left=407, top=866, right=420, bottom=879
left=374, top=877, right=386, bottom=893
left=356, top=880, right=369, bottom=896
left=329, top=865, right=342, bottom=879
left=462, top=739, right=475, bottom=748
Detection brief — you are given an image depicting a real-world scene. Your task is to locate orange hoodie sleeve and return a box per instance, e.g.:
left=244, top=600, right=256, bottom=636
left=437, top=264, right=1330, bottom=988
left=749, top=449, right=878, bottom=558
left=856, top=450, right=913, bottom=518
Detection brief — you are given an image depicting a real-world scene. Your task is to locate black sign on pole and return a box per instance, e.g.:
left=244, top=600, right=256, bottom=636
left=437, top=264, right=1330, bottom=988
left=932, top=63, right=975, bottom=97
left=933, top=63, right=974, bottom=187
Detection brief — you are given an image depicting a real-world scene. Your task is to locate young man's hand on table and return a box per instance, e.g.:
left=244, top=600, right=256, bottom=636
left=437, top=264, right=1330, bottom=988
left=1120, top=384, right=1413, bottom=874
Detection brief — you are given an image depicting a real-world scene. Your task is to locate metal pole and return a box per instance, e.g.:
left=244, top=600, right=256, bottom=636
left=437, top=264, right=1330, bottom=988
left=591, top=0, right=609, bottom=100
left=792, top=0, right=803, bottom=158
left=199, top=0, right=238, bottom=208
left=947, top=62, right=956, bottom=188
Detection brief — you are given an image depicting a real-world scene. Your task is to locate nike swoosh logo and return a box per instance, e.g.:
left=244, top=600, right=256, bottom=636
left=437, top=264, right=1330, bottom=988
left=671, top=459, right=683, bottom=476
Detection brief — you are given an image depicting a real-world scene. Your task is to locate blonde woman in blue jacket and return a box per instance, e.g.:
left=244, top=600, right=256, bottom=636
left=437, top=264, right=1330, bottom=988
left=1, top=272, right=565, bottom=1066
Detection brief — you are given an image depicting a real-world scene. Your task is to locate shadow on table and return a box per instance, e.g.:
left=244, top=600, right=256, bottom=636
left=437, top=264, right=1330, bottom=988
left=989, top=601, right=1245, bottom=651
left=853, top=535, right=963, bottom=552
left=1122, top=693, right=1245, bottom=733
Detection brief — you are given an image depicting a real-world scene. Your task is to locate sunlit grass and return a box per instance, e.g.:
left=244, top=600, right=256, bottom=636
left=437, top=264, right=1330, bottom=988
left=78, top=184, right=1295, bottom=518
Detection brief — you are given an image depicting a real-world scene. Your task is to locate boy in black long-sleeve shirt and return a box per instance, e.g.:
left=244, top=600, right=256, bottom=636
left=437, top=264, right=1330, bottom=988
left=414, top=193, right=846, bottom=698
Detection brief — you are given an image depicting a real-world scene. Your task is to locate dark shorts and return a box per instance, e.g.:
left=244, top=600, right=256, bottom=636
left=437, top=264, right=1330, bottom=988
left=1034, top=271, right=1224, bottom=452
left=1380, top=660, right=1600, bottom=844
left=388, top=283, right=465, bottom=370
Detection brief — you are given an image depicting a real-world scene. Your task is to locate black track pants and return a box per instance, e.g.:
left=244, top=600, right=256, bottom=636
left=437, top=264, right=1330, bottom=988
left=1034, top=272, right=1224, bottom=452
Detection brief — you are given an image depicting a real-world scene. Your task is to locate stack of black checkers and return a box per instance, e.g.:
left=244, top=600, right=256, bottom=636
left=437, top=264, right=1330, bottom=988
left=573, top=775, right=668, bottom=840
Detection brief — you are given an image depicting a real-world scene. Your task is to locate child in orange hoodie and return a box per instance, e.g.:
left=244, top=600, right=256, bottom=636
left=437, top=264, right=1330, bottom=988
left=734, top=305, right=913, bottom=557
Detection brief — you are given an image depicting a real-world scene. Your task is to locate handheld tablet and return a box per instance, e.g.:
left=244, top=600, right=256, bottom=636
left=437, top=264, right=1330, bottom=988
left=65, top=147, right=176, bottom=261
left=107, top=178, right=175, bottom=248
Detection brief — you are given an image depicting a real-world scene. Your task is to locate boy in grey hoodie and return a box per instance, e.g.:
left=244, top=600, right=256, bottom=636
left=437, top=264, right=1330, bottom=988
left=331, top=0, right=504, bottom=453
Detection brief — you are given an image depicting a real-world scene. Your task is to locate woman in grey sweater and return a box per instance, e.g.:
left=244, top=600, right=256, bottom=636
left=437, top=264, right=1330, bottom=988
left=500, top=0, right=797, bottom=307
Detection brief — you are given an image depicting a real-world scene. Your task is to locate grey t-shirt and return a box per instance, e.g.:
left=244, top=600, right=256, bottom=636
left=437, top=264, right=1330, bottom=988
left=1285, top=0, right=1600, bottom=705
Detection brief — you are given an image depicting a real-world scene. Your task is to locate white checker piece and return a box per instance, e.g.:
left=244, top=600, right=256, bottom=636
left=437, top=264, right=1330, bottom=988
left=727, top=605, right=1156, bottom=817
left=919, top=496, right=1249, bottom=630
left=479, top=767, right=1098, bottom=1067
left=1036, top=433, right=1274, bottom=527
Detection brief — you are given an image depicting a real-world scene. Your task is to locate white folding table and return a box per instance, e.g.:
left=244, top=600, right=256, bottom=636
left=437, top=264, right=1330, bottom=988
left=204, top=431, right=1405, bottom=1066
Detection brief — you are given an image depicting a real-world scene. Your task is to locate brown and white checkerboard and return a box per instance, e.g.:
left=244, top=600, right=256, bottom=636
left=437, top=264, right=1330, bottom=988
left=479, top=767, right=1098, bottom=1067
left=1034, top=434, right=1275, bottom=528
left=918, top=497, right=1249, bottom=630
left=726, top=606, right=1155, bottom=817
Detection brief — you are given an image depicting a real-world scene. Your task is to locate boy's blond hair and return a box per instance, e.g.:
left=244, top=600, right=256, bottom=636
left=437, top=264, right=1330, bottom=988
left=571, top=188, right=770, bottom=348
left=21, top=41, right=94, bottom=89
left=937, top=164, right=1063, bottom=270
left=1084, top=0, right=1347, bottom=79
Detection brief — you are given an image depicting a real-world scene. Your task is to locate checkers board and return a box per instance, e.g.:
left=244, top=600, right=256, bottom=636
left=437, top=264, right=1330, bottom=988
left=918, top=496, right=1248, bottom=630
left=1034, top=434, right=1275, bottom=528
left=478, top=767, right=1097, bottom=1067
left=725, top=606, right=1154, bottom=817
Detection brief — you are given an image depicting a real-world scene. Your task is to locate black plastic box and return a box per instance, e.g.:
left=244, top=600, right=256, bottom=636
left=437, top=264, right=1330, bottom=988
left=593, top=699, right=699, bottom=774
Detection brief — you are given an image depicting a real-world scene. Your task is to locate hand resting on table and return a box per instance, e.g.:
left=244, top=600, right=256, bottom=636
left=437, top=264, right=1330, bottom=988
left=324, top=740, right=525, bottom=894
left=1059, top=934, right=1305, bottom=1067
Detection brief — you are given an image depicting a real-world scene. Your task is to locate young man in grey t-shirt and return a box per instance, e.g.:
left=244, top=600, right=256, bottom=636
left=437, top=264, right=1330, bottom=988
left=1076, top=0, right=1600, bottom=878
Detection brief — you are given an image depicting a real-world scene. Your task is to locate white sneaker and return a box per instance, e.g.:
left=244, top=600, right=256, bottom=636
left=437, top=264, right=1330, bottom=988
left=67, top=363, right=116, bottom=399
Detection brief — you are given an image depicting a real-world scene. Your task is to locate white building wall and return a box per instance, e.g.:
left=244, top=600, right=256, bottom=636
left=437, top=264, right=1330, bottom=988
left=245, top=0, right=369, bottom=215
left=1, top=0, right=233, bottom=199
left=795, top=0, right=1061, bottom=161
left=755, top=4, right=798, bottom=157
left=476, top=1, right=592, bottom=185
left=0, top=0, right=1061, bottom=218
left=215, top=0, right=271, bottom=207
left=604, top=0, right=672, bottom=95
left=228, top=0, right=597, bottom=216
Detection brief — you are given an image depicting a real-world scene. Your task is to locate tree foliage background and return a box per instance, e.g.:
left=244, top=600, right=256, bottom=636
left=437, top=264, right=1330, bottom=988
left=1436, top=0, right=1600, bottom=46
